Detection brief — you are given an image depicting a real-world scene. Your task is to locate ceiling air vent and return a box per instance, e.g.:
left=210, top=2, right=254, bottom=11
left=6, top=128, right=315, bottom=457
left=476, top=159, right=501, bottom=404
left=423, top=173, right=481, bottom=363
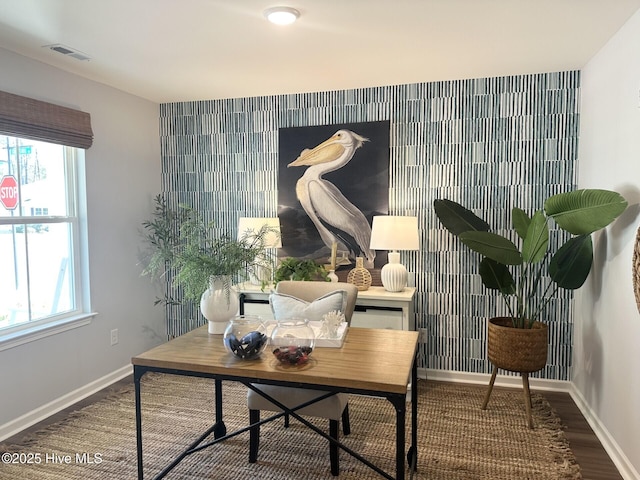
left=44, top=44, right=91, bottom=61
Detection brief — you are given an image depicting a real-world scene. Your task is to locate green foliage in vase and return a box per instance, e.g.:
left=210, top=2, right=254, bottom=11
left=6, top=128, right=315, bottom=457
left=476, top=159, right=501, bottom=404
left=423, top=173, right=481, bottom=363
left=273, top=257, right=329, bottom=284
left=433, top=189, right=628, bottom=328
left=141, top=194, right=278, bottom=304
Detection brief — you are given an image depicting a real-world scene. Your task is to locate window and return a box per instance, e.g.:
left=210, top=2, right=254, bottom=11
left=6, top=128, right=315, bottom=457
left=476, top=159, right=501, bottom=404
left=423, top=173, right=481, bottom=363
left=0, top=134, right=90, bottom=345
left=0, top=90, right=93, bottom=348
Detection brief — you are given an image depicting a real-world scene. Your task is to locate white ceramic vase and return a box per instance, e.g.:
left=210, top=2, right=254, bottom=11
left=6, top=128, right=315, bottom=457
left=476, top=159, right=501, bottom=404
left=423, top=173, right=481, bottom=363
left=200, top=276, right=239, bottom=334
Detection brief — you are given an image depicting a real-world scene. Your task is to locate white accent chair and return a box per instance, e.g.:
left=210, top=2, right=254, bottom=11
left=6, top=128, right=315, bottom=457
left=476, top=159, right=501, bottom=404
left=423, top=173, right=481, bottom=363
left=247, top=280, right=358, bottom=476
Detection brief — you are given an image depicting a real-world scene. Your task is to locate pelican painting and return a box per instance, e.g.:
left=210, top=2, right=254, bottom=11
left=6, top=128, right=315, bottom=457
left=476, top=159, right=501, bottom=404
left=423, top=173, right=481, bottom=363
left=287, top=129, right=377, bottom=267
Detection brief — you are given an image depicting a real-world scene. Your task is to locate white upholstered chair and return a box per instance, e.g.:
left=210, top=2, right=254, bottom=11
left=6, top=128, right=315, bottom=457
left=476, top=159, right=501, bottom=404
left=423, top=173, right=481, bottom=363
left=247, top=280, right=358, bottom=476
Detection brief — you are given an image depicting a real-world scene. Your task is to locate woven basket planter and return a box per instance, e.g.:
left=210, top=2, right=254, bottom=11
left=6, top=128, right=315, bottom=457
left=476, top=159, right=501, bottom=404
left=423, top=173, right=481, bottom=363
left=487, top=317, right=548, bottom=373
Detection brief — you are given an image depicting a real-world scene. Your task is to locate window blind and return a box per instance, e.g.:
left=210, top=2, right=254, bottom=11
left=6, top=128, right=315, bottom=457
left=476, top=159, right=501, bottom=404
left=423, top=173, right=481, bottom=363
left=0, top=90, right=93, bottom=149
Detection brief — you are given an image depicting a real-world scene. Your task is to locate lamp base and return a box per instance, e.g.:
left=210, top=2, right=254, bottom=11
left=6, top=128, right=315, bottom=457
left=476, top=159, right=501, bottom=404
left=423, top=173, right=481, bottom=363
left=380, top=252, right=407, bottom=292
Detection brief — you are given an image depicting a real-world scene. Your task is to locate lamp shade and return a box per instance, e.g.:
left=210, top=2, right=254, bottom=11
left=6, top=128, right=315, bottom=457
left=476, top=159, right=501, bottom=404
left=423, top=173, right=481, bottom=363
left=369, top=216, right=419, bottom=292
left=369, top=216, right=419, bottom=251
left=237, top=217, right=282, bottom=248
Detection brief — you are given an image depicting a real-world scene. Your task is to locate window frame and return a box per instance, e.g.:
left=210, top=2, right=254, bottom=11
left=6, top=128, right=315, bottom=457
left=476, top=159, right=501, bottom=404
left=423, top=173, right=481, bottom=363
left=0, top=137, right=94, bottom=351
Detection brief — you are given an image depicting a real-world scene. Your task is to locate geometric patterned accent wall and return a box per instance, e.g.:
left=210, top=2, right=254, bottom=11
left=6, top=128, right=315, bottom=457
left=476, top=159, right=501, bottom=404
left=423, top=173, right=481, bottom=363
left=159, top=70, right=580, bottom=381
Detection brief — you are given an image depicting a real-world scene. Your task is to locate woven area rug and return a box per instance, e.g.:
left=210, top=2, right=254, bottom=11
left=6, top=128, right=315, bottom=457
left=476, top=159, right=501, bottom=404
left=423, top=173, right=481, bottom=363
left=1, top=374, right=581, bottom=479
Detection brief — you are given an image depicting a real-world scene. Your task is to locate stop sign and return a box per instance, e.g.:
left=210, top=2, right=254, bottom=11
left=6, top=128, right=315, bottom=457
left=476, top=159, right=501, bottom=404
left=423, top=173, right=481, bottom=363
left=0, top=175, right=19, bottom=210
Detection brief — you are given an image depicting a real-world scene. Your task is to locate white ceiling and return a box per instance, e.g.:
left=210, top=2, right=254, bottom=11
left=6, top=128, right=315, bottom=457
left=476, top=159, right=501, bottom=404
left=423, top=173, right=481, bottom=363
left=0, top=0, right=639, bottom=104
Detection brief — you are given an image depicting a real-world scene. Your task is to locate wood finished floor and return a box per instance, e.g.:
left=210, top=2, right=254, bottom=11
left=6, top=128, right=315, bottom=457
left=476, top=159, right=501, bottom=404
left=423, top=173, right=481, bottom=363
left=2, top=378, right=622, bottom=479
left=542, top=389, right=622, bottom=480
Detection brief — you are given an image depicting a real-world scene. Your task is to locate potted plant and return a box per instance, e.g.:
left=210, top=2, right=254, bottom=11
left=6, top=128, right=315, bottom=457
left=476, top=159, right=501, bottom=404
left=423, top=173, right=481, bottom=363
left=273, top=257, right=329, bottom=284
left=141, top=195, right=277, bottom=333
left=433, top=188, right=627, bottom=427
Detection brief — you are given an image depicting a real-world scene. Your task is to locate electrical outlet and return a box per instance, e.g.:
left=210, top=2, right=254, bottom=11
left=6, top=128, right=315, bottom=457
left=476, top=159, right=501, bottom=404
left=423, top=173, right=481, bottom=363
left=110, top=328, right=119, bottom=346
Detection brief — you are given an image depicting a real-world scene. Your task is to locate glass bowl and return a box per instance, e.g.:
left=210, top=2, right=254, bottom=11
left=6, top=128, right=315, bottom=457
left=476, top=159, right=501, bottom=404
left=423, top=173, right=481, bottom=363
left=223, top=315, right=268, bottom=360
left=270, top=318, right=316, bottom=365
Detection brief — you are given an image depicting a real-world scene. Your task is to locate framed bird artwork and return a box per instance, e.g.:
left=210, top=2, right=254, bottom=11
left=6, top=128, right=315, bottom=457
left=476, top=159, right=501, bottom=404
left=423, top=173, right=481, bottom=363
left=277, top=120, right=390, bottom=270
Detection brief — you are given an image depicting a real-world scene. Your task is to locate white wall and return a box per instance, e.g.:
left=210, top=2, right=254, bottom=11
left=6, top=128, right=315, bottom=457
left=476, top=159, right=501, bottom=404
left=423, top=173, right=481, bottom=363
left=0, top=48, right=165, bottom=431
left=576, top=10, right=640, bottom=479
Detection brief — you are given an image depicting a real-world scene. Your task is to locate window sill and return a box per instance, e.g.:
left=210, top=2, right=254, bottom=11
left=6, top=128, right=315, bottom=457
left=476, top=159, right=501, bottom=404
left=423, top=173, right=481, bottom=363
left=0, top=312, right=97, bottom=352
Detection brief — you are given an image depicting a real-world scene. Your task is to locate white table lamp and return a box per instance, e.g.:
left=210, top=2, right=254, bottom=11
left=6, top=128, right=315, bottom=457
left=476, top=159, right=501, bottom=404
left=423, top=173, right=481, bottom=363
left=238, top=217, right=282, bottom=284
left=369, top=216, right=419, bottom=292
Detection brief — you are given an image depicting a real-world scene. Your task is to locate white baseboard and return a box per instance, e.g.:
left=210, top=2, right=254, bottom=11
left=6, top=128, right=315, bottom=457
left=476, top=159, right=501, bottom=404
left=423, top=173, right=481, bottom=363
left=422, top=368, right=572, bottom=392
left=568, top=384, right=640, bottom=480
left=0, top=364, right=132, bottom=442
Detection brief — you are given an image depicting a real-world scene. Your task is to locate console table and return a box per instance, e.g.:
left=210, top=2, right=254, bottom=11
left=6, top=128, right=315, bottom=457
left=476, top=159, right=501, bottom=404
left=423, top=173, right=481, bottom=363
left=237, top=283, right=416, bottom=331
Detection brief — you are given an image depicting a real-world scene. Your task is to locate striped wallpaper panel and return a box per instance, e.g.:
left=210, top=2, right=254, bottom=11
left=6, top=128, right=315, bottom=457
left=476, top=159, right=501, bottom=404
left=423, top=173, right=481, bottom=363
left=159, top=70, right=580, bottom=381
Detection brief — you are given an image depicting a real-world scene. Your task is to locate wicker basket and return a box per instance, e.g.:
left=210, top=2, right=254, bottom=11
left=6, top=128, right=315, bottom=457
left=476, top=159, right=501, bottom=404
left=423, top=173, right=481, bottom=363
left=487, top=317, right=548, bottom=373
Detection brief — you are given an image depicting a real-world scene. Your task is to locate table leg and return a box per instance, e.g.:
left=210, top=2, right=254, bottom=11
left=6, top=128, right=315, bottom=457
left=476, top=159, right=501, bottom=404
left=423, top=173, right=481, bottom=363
left=134, top=366, right=145, bottom=480
left=409, top=352, right=418, bottom=472
left=389, top=395, right=406, bottom=480
left=213, top=379, right=226, bottom=438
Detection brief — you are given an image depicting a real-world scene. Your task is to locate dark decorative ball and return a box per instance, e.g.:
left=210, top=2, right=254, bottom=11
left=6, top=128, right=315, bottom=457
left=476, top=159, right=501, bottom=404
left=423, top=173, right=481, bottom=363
left=224, top=330, right=268, bottom=360
left=272, top=345, right=313, bottom=365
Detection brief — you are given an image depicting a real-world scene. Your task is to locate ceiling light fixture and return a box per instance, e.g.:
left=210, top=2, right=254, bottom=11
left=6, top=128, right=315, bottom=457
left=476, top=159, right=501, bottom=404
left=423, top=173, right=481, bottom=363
left=263, top=6, right=300, bottom=25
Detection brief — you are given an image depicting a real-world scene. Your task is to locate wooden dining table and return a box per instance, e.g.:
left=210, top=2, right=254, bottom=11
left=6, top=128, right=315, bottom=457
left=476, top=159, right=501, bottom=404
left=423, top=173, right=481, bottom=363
left=132, top=325, right=419, bottom=479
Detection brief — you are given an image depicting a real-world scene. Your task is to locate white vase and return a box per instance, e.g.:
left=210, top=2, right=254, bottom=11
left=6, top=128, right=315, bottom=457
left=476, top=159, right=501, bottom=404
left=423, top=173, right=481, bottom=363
left=200, top=276, right=239, bottom=334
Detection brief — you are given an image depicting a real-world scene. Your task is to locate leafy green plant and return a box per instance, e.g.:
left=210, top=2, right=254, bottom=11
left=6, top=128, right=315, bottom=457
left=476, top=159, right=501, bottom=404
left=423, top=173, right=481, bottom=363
left=141, top=194, right=277, bottom=303
left=273, top=257, right=329, bottom=284
left=434, top=189, right=627, bottom=328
